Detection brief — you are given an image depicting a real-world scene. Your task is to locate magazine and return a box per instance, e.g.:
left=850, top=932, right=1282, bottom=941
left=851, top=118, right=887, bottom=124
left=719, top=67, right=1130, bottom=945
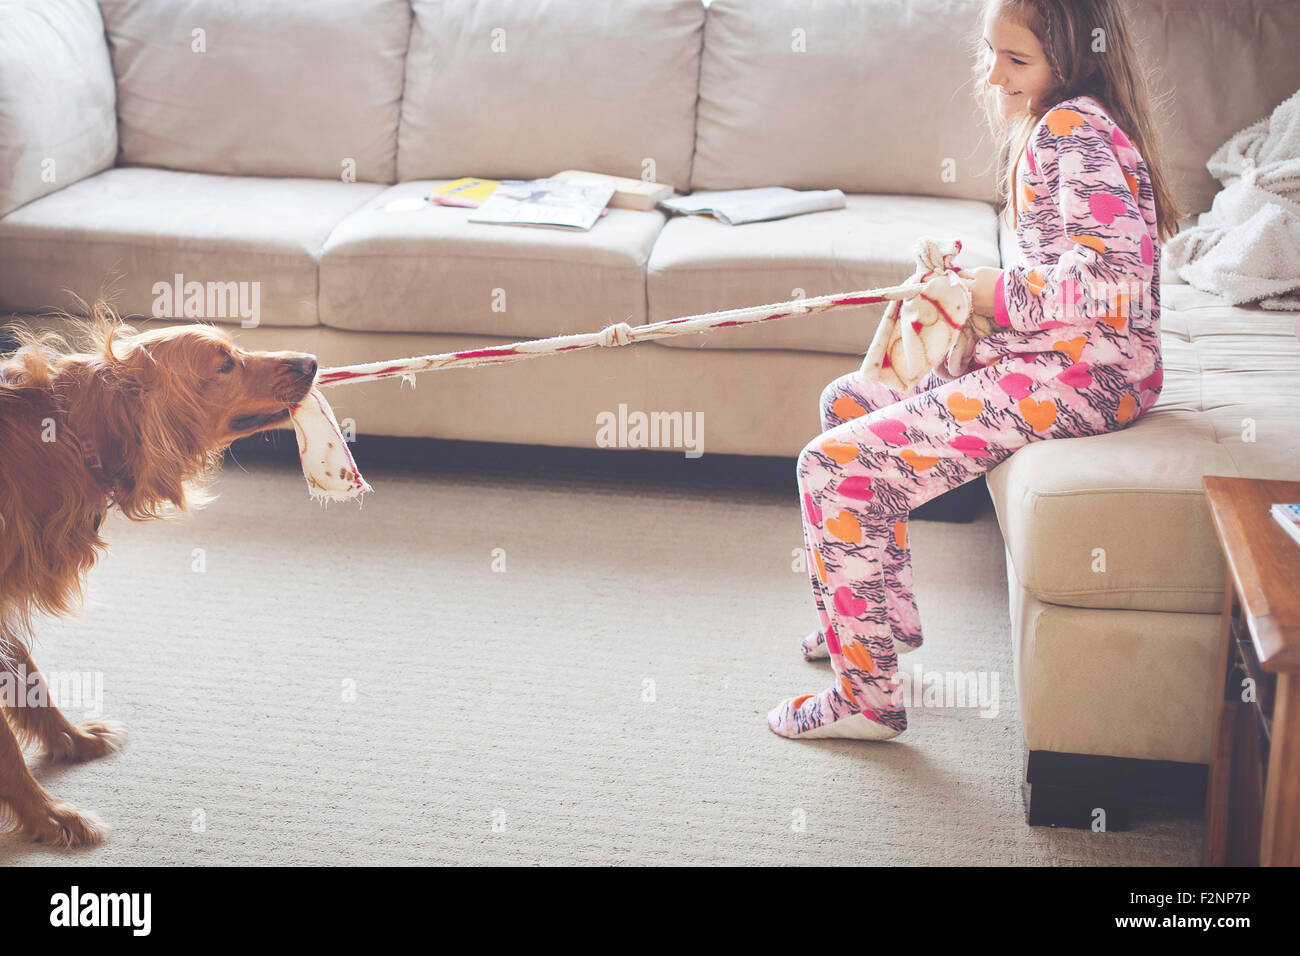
left=427, top=177, right=501, bottom=208
left=467, top=178, right=616, bottom=230
left=1271, top=502, right=1300, bottom=548
left=659, top=186, right=847, bottom=225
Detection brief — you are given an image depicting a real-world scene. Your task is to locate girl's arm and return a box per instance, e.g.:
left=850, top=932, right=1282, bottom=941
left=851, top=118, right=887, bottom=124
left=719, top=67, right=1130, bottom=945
left=993, top=108, right=1155, bottom=333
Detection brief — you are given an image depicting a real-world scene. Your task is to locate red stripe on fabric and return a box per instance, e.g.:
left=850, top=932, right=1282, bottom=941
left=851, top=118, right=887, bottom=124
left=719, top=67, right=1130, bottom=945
left=454, top=347, right=521, bottom=358
left=919, top=292, right=963, bottom=330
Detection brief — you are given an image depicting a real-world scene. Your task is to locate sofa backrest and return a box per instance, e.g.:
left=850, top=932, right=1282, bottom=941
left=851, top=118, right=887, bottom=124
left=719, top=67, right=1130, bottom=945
left=1125, top=0, right=1300, bottom=217
left=395, top=0, right=704, bottom=191
left=6, top=1, right=1299, bottom=218
left=691, top=0, right=1002, bottom=203
left=0, top=0, right=117, bottom=218
left=692, top=0, right=1300, bottom=218
left=97, top=0, right=412, bottom=184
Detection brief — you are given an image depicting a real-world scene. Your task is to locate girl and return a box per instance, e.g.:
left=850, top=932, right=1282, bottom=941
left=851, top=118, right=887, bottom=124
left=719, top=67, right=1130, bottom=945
left=769, top=0, right=1185, bottom=740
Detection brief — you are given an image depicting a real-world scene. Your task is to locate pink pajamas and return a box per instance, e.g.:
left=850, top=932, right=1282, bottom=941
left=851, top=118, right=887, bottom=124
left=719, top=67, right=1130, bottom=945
left=769, top=94, right=1165, bottom=739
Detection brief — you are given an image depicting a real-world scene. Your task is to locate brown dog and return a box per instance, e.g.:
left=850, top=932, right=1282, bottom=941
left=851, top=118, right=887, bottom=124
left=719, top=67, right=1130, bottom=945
left=0, top=308, right=316, bottom=846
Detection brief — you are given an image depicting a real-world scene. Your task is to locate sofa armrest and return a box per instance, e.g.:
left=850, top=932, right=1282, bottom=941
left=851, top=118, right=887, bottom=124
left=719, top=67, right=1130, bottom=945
left=0, top=0, right=117, bottom=218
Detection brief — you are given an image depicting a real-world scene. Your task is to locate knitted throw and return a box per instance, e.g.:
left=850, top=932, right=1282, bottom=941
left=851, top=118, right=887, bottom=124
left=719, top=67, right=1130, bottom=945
left=288, top=237, right=992, bottom=503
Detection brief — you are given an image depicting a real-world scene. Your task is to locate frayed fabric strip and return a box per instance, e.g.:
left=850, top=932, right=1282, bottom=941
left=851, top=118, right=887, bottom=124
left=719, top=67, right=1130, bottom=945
left=289, top=388, right=372, bottom=505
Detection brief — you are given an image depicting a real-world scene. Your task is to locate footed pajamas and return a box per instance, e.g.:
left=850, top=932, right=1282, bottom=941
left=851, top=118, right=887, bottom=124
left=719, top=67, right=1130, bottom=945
left=770, top=94, right=1166, bottom=739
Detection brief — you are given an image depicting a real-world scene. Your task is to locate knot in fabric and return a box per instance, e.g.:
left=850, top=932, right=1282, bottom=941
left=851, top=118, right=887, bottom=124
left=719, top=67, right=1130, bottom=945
left=915, top=236, right=963, bottom=275
left=596, top=321, right=635, bottom=347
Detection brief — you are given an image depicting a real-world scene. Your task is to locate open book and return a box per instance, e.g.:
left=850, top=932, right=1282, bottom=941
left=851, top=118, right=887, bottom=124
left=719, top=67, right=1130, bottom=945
left=467, top=178, right=615, bottom=230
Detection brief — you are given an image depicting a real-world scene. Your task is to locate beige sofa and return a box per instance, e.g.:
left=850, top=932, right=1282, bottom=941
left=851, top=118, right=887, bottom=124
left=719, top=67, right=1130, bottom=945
left=3, top=0, right=1299, bottom=827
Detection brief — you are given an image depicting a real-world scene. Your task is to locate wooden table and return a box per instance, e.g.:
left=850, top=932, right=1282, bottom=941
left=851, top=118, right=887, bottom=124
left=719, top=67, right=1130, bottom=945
left=1202, top=476, right=1300, bottom=866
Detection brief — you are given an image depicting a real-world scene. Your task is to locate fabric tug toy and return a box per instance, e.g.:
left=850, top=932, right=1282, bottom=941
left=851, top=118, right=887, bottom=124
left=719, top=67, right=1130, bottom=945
left=288, top=237, right=995, bottom=505
left=859, top=238, right=996, bottom=393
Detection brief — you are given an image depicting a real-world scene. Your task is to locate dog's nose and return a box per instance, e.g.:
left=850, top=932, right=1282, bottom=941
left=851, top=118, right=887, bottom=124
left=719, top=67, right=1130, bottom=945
left=293, top=356, right=318, bottom=380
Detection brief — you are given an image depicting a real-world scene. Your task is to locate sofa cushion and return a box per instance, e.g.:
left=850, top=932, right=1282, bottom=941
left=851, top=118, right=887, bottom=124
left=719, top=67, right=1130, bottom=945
left=692, top=0, right=999, bottom=202
left=0, top=0, right=117, bottom=217
left=396, top=0, right=702, bottom=191
left=1124, top=0, right=1300, bottom=217
left=0, top=167, right=382, bottom=327
left=986, top=281, right=1300, bottom=615
left=319, top=181, right=663, bottom=336
left=98, top=0, right=411, bottom=183
left=646, top=194, right=1000, bottom=354
left=1005, top=543, right=1221, bottom=764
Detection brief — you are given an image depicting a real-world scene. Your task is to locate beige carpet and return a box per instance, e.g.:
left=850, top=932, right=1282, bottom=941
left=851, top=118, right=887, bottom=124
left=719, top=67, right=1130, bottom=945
left=3, top=440, right=1201, bottom=865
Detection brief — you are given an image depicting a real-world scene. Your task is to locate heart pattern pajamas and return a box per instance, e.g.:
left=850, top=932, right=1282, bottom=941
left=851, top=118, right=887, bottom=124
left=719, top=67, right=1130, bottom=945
left=770, top=94, right=1165, bottom=740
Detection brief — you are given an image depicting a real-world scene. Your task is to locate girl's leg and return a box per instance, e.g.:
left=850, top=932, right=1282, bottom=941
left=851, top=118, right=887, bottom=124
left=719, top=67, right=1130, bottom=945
left=799, top=370, right=945, bottom=661
left=771, top=351, right=1139, bottom=739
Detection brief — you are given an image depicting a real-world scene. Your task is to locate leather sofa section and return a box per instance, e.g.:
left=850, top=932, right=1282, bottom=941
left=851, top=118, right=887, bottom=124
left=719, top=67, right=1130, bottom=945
left=0, top=168, right=382, bottom=326
left=98, top=0, right=412, bottom=183
left=647, top=193, right=1001, bottom=353
left=0, top=0, right=117, bottom=217
left=692, top=0, right=1001, bottom=202
left=1123, top=0, right=1300, bottom=216
left=987, top=282, right=1300, bottom=612
left=1006, top=543, right=1220, bottom=764
left=397, top=0, right=702, bottom=192
left=319, top=181, right=663, bottom=337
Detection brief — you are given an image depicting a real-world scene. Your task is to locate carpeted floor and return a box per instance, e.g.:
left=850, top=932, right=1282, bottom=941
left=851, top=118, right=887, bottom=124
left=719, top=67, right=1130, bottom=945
left=3, top=440, right=1202, bottom=865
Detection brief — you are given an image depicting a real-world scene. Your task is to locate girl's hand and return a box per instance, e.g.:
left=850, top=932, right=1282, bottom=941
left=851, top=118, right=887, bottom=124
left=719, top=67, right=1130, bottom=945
left=962, top=267, right=1002, bottom=318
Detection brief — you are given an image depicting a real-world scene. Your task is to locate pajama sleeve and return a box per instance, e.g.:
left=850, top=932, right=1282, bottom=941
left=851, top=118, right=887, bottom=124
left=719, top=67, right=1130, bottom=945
left=994, top=108, right=1154, bottom=332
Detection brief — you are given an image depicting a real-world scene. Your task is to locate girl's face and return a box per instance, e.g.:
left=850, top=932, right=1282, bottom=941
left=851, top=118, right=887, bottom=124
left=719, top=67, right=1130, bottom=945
left=982, top=11, right=1056, bottom=121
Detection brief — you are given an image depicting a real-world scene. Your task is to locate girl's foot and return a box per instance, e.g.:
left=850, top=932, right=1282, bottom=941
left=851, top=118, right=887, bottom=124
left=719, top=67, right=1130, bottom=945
left=767, top=688, right=905, bottom=740
left=800, top=628, right=920, bottom=661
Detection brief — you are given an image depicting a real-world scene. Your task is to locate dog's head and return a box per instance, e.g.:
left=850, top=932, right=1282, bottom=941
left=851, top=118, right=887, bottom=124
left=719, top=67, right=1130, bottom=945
left=65, top=317, right=319, bottom=519
left=110, top=323, right=318, bottom=447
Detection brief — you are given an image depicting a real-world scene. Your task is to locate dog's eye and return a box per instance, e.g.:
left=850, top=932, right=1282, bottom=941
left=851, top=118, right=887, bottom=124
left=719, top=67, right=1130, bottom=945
left=218, top=355, right=236, bottom=374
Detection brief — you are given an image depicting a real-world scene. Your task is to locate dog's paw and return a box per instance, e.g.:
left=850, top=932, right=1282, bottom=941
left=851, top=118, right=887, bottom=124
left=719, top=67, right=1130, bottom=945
left=48, top=720, right=127, bottom=763
left=26, top=801, right=110, bottom=848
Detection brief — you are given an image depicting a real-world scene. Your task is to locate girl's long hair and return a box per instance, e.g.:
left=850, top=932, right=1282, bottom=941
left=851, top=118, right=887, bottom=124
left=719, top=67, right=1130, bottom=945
left=970, top=0, right=1185, bottom=242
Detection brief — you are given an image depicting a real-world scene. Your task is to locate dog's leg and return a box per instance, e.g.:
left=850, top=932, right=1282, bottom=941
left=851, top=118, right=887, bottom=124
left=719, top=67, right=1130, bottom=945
left=1, top=644, right=125, bottom=763
left=0, top=710, right=109, bottom=847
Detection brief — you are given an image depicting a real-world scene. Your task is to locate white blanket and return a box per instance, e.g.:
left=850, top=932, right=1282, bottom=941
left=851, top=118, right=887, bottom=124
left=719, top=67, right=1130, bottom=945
left=1164, top=87, right=1300, bottom=310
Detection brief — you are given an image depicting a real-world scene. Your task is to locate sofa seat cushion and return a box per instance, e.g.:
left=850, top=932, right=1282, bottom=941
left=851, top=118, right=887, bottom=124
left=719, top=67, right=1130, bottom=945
left=0, top=167, right=383, bottom=327
left=319, top=181, right=664, bottom=336
left=986, top=281, right=1300, bottom=615
left=646, top=194, right=1000, bottom=355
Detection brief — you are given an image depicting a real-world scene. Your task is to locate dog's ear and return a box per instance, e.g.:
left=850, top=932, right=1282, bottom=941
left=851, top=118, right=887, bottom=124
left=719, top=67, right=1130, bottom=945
left=86, top=324, right=221, bottom=521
